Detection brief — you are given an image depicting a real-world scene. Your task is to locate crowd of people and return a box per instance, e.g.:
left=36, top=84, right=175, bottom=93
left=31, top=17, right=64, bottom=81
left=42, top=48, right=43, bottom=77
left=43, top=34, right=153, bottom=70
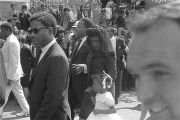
left=2, top=0, right=177, bottom=120
left=0, top=1, right=134, bottom=120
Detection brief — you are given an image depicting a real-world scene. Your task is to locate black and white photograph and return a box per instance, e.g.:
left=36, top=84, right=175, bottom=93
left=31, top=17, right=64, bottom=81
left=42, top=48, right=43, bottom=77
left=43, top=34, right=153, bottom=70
left=0, top=0, right=179, bottom=120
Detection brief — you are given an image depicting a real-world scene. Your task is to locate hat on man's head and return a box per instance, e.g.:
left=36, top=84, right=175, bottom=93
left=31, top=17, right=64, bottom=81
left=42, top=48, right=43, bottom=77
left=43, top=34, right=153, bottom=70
left=0, top=22, right=13, bottom=32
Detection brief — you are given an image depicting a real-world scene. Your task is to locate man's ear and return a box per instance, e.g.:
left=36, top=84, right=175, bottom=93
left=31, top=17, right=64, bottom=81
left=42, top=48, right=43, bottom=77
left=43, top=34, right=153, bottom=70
left=48, top=27, right=54, bottom=35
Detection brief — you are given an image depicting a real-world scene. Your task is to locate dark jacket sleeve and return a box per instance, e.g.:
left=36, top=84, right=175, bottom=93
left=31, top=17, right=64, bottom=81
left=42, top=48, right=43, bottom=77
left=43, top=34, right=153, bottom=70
left=105, top=52, right=117, bottom=82
left=33, top=55, right=69, bottom=120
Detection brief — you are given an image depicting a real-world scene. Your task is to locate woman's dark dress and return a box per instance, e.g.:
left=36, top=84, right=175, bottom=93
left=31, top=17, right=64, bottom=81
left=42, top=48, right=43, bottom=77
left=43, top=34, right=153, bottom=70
left=79, top=51, right=116, bottom=119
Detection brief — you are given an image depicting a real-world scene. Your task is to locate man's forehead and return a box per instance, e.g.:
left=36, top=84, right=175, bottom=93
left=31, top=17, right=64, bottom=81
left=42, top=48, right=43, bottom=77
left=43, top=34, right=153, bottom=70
left=128, top=21, right=180, bottom=71
left=129, top=21, right=180, bottom=56
left=30, top=20, right=44, bottom=28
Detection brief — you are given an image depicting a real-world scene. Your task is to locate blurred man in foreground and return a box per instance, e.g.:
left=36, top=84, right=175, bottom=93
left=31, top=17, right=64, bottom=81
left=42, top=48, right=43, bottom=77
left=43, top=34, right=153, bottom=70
left=127, top=2, right=180, bottom=120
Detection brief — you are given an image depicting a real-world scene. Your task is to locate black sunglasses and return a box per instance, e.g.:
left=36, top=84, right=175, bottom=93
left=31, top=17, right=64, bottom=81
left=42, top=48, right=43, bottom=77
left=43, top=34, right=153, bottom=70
left=28, top=27, right=47, bottom=34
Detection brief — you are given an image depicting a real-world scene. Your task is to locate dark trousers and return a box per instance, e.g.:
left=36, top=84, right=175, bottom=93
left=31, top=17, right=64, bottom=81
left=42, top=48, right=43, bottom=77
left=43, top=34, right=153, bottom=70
left=115, top=69, right=123, bottom=102
left=69, top=89, right=85, bottom=119
left=79, top=91, right=95, bottom=119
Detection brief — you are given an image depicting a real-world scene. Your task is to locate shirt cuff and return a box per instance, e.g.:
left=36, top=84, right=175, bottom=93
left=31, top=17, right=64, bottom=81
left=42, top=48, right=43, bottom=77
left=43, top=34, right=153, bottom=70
left=79, top=64, right=88, bottom=73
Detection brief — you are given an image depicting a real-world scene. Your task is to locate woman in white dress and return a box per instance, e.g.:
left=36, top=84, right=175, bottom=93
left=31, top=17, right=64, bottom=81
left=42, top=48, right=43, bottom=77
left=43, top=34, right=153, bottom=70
left=87, top=71, right=122, bottom=120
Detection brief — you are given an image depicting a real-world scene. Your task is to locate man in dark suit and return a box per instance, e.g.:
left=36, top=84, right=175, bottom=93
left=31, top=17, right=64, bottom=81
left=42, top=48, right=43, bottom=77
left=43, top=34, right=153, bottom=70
left=107, top=27, right=127, bottom=104
left=69, top=17, right=95, bottom=119
left=29, top=12, right=71, bottom=120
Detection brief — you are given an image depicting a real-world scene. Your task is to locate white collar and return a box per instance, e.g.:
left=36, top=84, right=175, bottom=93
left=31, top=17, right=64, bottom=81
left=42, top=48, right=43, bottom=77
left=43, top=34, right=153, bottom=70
left=41, top=39, right=56, bottom=54
left=111, top=36, right=116, bottom=40
left=6, top=34, right=14, bottom=42
left=81, top=36, right=87, bottom=41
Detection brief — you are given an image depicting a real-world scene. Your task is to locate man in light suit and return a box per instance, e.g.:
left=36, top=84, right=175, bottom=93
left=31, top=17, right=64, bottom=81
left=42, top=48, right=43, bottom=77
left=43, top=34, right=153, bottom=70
left=29, top=12, right=71, bottom=120
left=0, top=23, right=29, bottom=116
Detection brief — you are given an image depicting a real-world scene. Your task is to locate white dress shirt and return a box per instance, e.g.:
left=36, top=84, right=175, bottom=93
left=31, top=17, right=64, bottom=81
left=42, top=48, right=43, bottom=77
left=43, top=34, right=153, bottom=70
left=38, top=40, right=56, bottom=63
left=78, top=37, right=87, bottom=51
left=110, top=36, right=116, bottom=54
left=77, top=37, right=87, bottom=73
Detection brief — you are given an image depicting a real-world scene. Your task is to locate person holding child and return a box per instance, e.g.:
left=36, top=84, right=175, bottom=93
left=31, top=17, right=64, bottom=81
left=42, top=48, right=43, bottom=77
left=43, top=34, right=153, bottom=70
left=87, top=72, right=122, bottom=120
left=79, top=27, right=116, bottom=120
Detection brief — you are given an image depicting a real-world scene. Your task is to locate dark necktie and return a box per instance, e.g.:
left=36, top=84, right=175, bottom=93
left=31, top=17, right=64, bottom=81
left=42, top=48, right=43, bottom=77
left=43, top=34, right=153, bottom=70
left=36, top=49, right=42, bottom=64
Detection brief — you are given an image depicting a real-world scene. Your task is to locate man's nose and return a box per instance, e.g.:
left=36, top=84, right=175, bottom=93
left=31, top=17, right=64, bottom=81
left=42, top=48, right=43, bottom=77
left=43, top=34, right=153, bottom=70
left=136, top=76, right=156, bottom=104
left=30, top=32, right=35, bottom=37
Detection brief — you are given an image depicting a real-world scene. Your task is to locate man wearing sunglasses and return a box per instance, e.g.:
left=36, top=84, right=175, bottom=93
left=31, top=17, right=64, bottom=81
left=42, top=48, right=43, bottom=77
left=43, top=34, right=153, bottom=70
left=29, top=12, right=71, bottom=120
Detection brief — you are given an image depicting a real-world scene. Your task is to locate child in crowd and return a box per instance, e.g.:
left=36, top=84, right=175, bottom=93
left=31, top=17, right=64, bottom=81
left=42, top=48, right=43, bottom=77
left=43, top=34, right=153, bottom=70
left=87, top=71, right=122, bottom=120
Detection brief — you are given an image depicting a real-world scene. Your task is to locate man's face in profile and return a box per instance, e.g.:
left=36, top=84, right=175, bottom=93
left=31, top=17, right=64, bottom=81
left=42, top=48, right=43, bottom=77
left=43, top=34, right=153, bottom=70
left=127, top=21, right=180, bottom=120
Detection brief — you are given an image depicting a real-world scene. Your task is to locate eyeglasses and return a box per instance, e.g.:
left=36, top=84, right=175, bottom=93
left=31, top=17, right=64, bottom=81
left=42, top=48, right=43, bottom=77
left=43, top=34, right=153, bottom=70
left=28, top=27, right=47, bottom=34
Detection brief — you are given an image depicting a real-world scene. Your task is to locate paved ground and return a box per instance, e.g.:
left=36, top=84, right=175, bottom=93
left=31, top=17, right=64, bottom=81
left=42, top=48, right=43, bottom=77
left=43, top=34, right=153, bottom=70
left=2, top=91, right=148, bottom=120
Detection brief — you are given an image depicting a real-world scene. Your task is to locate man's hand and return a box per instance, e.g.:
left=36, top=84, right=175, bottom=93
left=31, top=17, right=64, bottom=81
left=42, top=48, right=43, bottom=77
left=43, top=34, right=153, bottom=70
left=72, top=64, right=84, bottom=74
left=7, top=79, right=13, bottom=86
left=67, top=58, right=71, bottom=63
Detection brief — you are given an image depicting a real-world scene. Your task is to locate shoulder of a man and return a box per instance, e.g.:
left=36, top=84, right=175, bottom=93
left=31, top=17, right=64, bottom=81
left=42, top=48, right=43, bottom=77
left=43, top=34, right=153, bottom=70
left=8, top=35, right=18, bottom=43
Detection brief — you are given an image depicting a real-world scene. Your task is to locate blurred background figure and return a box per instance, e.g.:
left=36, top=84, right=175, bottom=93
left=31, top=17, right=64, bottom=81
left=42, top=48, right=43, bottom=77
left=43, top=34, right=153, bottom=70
left=18, top=5, right=30, bottom=31
left=17, top=35, right=34, bottom=102
left=29, top=7, right=36, bottom=16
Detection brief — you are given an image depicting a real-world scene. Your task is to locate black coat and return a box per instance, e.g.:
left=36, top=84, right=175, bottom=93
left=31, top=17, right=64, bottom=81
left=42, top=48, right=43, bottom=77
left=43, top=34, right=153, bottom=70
left=20, top=46, right=34, bottom=87
left=87, top=51, right=116, bottom=87
left=29, top=43, right=71, bottom=120
left=69, top=40, right=89, bottom=92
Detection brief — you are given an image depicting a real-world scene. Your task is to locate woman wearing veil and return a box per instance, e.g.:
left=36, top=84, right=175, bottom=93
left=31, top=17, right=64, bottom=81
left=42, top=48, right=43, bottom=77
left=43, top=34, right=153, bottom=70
left=79, top=27, right=116, bottom=120
left=0, top=39, right=7, bottom=119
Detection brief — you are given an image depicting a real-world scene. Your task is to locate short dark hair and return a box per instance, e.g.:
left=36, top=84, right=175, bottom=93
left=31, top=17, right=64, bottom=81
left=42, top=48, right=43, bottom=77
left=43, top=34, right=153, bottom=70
left=107, top=27, right=117, bottom=35
left=63, top=8, right=70, bottom=12
left=80, top=5, right=84, bottom=12
left=80, top=17, right=95, bottom=29
left=29, top=12, right=57, bottom=36
left=0, top=23, right=13, bottom=33
left=41, top=4, right=45, bottom=8
left=11, top=3, right=16, bottom=8
left=129, top=2, right=180, bottom=34
left=56, top=26, right=65, bottom=37
left=30, top=6, right=35, bottom=11
left=22, top=5, right=27, bottom=10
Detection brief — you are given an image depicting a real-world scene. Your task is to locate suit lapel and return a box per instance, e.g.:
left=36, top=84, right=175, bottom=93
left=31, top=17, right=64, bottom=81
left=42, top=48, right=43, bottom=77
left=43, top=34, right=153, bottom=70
left=71, top=40, right=81, bottom=59
left=75, top=40, right=87, bottom=57
left=31, top=43, right=56, bottom=80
